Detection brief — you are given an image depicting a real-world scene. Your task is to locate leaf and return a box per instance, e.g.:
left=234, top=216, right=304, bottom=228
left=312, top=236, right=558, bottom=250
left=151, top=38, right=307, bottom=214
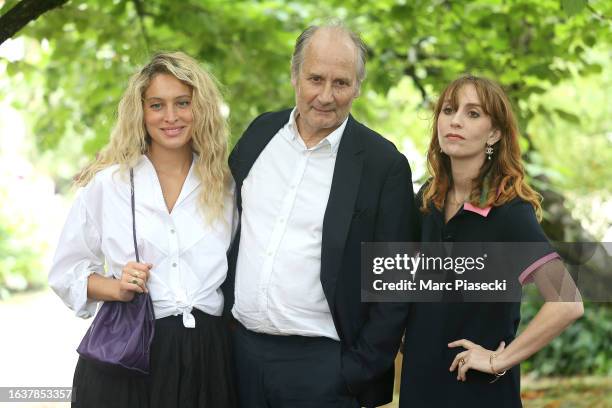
left=581, top=63, right=603, bottom=75
left=554, top=108, right=581, bottom=124
left=521, top=390, right=546, bottom=400
left=584, top=35, right=596, bottom=47
left=561, top=0, right=587, bottom=16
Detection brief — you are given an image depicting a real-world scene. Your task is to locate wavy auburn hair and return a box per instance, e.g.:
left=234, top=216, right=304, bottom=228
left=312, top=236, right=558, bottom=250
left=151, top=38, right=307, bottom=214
left=421, top=75, right=542, bottom=220
left=75, top=51, right=231, bottom=223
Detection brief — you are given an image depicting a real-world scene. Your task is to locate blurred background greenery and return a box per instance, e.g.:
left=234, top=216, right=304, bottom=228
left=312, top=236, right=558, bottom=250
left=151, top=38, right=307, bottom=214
left=0, top=0, right=610, bottom=405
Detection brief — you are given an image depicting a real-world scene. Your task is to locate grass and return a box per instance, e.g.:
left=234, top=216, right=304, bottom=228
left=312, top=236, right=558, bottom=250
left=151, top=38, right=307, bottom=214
left=521, top=376, right=612, bottom=408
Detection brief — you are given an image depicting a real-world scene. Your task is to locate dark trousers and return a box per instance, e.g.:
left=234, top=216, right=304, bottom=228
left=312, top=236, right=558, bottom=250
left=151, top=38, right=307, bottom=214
left=232, top=322, right=360, bottom=408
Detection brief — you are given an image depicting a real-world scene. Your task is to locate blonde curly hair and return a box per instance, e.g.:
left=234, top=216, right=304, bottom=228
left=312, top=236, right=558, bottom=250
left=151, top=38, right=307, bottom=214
left=75, top=51, right=231, bottom=223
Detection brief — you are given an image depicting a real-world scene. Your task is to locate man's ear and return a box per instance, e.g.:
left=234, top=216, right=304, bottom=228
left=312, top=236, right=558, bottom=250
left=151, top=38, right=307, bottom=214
left=488, top=129, right=501, bottom=145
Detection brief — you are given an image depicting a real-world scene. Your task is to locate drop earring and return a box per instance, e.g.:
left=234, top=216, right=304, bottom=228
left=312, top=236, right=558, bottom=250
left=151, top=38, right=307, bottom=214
left=485, top=143, right=494, bottom=160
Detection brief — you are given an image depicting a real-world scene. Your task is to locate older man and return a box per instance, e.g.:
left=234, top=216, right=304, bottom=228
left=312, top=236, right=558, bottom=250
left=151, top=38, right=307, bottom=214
left=223, top=22, right=418, bottom=408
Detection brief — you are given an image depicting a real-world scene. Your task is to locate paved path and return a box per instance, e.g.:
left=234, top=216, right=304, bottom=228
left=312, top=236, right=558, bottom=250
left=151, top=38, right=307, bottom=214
left=0, top=289, right=89, bottom=407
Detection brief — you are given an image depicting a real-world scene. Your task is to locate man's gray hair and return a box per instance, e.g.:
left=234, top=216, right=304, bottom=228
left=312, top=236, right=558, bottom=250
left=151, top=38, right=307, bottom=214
left=290, top=21, right=367, bottom=86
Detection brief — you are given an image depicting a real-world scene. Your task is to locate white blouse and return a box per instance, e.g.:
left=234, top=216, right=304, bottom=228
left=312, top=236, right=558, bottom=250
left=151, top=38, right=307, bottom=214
left=233, top=108, right=345, bottom=340
left=49, top=155, right=236, bottom=328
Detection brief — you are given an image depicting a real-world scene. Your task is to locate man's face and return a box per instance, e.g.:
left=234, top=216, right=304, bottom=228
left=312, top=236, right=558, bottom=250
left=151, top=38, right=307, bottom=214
left=292, top=30, right=360, bottom=141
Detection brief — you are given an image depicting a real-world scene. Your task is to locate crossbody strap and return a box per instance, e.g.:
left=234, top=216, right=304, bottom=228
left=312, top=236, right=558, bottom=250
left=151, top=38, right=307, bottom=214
left=130, top=168, right=140, bottom=263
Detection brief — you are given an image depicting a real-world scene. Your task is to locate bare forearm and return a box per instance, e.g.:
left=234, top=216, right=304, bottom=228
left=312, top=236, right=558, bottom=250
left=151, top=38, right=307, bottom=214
left=87, top=273, right=121, bottom=302
left=496, top=302, right=583, bottom=371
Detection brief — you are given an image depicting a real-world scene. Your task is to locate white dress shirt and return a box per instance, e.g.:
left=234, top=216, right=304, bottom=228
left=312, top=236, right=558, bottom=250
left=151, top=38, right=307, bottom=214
left=232, top=108, right=348, bottom=340
left=49, top=154, right=236, bottom=328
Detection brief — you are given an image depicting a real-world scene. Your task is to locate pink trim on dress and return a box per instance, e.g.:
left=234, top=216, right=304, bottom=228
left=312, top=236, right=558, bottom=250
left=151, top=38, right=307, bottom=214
left=463, top=203, right=492, bottom=217
left=518, top=252, right=561, bottom=285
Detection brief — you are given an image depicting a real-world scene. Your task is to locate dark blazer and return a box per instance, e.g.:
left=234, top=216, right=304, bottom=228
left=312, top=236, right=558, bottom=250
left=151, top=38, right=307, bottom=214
left=223, top=109, right=418, bottom=407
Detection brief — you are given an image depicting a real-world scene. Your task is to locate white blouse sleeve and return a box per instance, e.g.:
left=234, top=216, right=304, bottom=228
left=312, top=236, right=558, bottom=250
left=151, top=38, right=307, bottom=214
left=48, top=191, right=105, bottom=319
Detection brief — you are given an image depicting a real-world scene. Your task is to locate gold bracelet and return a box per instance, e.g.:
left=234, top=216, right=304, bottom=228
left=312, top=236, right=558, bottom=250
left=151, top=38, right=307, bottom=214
left=489, top=353, right=507, bottom=383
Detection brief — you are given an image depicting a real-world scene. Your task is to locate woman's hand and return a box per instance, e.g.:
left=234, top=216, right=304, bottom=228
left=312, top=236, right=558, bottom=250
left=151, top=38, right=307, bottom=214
left=448, top=339, right=506, bottom=381
left=117, top=261, right=153, bottom=302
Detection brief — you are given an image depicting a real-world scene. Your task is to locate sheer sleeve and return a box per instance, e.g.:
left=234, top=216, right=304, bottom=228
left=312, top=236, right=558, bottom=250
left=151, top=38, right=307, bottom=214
left=501, top=200, right=559, bottom=285
left=500, top=200, right=582, bottom=301
left=531, top=258, right=582, bottom=301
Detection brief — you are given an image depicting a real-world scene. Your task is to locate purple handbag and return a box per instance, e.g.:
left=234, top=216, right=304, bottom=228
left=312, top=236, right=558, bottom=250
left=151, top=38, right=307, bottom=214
left=76, top=168, right=155, bottom=374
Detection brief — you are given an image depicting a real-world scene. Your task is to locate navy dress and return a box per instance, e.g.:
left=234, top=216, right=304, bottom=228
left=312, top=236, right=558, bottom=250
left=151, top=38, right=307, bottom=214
left=399, top=192, right=556, bottom=408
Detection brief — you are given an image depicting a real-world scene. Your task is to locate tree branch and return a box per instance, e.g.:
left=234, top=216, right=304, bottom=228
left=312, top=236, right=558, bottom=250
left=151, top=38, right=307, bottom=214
left=403, top=64, right=428, bottom=102
left=586, top=4, right=612, bottom=21
left=131, top=0, right=150, bottom=54
left=0, top=0, right=69, bottom=46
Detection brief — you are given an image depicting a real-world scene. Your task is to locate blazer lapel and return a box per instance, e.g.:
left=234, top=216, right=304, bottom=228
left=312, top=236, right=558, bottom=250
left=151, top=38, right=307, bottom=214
left=320, top=115, right=364, bottom=307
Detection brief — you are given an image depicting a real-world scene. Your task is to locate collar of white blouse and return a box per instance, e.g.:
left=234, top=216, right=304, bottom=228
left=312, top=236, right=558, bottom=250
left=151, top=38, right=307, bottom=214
left=135, top=153, right=200, bottom=215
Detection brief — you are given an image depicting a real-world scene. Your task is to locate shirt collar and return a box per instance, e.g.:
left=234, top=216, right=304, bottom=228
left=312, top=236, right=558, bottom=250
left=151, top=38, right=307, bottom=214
left=285, top=107, right=348, bottom=156
left=138, top=152, right=200, bottom=209
left=463, top=203, right=492, bottom=217
left=462, top=185, right=504, bottom=218
left=428, top=201, right=492, bottom=221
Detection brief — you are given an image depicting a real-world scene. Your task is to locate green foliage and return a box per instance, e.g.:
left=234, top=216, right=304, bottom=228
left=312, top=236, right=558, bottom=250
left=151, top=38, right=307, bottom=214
left=2, top=0, right=610, bottom=158
left=1, top=0, right=306, bottom=155
left=527, top=55, right=612, bottom=196
left=561, top=0, right=587, bottom=16
left=0, top=219, right=45, bottom=299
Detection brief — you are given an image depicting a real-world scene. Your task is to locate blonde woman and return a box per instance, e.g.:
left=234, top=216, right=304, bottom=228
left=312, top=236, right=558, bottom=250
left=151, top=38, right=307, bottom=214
left=49, top=52, right=236, bottom=408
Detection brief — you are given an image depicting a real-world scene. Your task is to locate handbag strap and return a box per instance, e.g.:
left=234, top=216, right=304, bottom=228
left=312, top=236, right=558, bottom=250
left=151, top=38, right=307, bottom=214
left=130, top=168, right=140, bottom=263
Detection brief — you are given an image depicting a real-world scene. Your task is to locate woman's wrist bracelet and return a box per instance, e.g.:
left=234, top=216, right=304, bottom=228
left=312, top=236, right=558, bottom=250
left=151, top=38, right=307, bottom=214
left=489, top=353, right=507, bottom=383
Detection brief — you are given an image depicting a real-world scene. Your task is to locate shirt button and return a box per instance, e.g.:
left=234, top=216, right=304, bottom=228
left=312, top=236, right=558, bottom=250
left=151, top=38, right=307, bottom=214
left=170, top=229, right=175, bottom=234
left=267, top=251, right=273, bottom=256
left=172, top=262, right=177, bottom=267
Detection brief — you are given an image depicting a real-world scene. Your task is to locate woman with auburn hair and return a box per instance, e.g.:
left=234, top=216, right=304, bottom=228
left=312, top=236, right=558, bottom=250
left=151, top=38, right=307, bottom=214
left=399, top=75, right=583, bottom=407
left=49, top=52, right=236, bottom=407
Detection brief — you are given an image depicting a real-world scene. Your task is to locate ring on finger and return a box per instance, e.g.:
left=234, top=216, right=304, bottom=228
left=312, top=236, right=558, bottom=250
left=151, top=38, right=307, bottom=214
left=459, top=358, right=466, bottom=366
left=131, top=278, right=138, bottom=285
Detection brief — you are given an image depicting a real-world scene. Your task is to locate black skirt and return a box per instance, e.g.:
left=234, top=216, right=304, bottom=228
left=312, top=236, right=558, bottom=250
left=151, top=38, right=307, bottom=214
left=72, top=309, right=237, bottom=408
